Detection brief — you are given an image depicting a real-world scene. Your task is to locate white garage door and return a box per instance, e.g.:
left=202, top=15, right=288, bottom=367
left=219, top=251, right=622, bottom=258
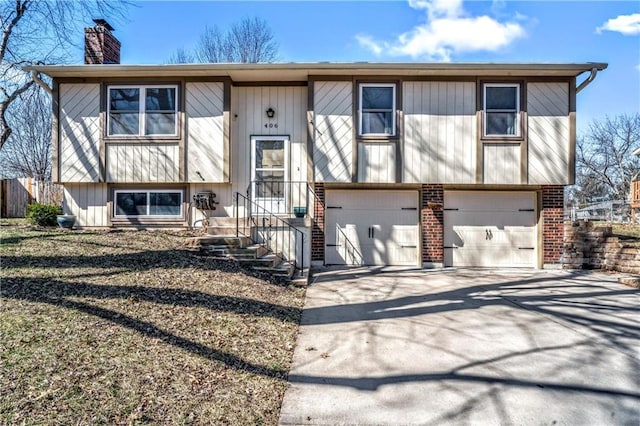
left=444, top=191, right=537, bottom=268
left=325, top=190, right=419, bottom=266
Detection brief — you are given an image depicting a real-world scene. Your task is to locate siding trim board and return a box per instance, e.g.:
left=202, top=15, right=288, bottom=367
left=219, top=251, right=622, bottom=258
left=232, top=81, right=308, bottom=87
left=52, top=81, right=60, bottom=183
left=223, top=79, right=231, bottom=182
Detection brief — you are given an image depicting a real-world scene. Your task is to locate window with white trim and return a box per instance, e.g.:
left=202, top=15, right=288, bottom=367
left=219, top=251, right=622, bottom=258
left=114, top=190, right=183, bottom=218
left=484, top=83, right=520, bottom=137
left=108, top=85, right=178, bottom=136
left=359, top=83, right=396, bottom=136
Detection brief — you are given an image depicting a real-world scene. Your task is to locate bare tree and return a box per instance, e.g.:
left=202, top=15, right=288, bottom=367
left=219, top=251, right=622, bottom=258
left=169, top=17, right=279, bottom=64
left=167, top=46, right=194, bottom=64
left=574, top=113, right=640, bottom=203
left=0, top=0, right=130, bottom=151
left=226, top=17, right=278, bottom=63
left=0, top=85, right=51, bottom=180
left=195, top=25, right=230, bottom=63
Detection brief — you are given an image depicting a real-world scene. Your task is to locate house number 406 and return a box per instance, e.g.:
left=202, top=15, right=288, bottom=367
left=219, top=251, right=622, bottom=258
left=264, top=123, right=278, bottom=128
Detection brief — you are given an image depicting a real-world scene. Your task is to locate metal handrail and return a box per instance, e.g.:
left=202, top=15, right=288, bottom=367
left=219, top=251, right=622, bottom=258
left=234, top=192, right=305, bottom=275
left=246, top=180, right=315, bottom=216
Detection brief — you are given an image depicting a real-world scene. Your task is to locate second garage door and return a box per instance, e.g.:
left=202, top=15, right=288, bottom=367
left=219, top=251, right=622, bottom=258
left=325, top=190, right=419, bottom=266
left=444, top=191, right=538, bottom=268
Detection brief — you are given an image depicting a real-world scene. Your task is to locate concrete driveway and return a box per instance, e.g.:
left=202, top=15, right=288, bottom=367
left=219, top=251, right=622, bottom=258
left=279, top=268, right=640, bottom=425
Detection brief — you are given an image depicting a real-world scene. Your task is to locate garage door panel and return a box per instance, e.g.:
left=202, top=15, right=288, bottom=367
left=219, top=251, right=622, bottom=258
left=446, top=192, right=534, bottom=211
left=326, top=224, right=365, bottom=265
left=444, top=191, right=537, bottom=268
left=445, top=211, right=535, bottom=228
left=450, top=245, right=535, bottom=267
left=326, top=190, right=419, bottom=266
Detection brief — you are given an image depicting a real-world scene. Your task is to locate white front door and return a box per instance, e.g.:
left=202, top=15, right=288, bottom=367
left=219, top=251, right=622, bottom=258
left=444, top=191, right=538, bottom=268
left=251, top=136, right=289, bottom=214
left=325, top=190, right=419, bottom=266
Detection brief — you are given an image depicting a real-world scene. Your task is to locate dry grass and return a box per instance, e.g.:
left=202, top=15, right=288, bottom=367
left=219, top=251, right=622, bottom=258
left=0, top=221, right=306, bottom=425
left=612, top=223, right=640, bottom=240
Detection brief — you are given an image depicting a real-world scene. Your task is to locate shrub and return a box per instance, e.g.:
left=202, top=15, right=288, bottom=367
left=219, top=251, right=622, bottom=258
left=26, top=203, right=63, bottom=227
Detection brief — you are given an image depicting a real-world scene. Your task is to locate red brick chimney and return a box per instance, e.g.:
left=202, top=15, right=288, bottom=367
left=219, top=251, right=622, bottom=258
left=84, top=19, right=121, bottom=64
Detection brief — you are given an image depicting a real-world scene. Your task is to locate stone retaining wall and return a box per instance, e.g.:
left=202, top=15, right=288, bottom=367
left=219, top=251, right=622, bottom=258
left=563, top=221, right=640, bottom=274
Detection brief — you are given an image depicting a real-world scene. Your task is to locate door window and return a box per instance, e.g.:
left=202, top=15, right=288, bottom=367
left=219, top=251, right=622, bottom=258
left=251, top=136, right=289, bottom=214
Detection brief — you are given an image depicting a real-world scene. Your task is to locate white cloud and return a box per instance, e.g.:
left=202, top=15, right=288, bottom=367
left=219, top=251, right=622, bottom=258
left=357, top=0, right=526, bottom=61
left=597, top=13, right=640, bottom=36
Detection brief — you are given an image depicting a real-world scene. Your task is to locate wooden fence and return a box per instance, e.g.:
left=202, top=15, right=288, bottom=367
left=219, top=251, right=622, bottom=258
left=0, top=178, right=63, bottom=218
left=632, top=181, right=640, bottom=224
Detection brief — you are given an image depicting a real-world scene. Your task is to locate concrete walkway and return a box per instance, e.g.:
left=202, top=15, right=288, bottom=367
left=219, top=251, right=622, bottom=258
left=279, top=268, right=640, bottom=425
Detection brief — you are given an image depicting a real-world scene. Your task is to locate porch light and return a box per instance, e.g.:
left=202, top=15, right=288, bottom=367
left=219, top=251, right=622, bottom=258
left=266, top=107, right=275, bottom=118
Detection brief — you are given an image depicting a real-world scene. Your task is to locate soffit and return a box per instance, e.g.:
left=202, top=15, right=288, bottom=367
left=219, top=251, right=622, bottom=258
left=24, top=62, right=608, bottom=81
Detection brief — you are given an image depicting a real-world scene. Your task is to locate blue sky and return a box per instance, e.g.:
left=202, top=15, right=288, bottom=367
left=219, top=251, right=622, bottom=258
left=104, top=0, right=639, bottom=134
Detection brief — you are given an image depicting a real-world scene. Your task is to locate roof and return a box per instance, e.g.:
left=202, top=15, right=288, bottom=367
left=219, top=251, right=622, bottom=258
left=24, top=62, right=608, bottom=81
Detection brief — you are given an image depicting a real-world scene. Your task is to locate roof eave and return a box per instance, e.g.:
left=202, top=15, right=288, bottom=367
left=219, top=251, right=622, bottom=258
left=23, top=62, right=608, bottom=81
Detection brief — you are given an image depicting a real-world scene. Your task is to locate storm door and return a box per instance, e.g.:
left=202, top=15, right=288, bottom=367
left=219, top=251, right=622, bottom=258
left=250, top=136, right=289, bottom=214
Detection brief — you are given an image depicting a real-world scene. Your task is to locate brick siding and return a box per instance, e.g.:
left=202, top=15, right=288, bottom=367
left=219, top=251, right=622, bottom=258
left=85, top=26, right=121, bottom=64
left=542, top=185, right=564, bottom=265
left=421, top=184, right=444, bottom=264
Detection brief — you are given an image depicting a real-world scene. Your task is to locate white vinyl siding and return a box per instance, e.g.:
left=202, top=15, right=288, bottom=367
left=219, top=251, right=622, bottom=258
left=325, top=190, right=419, bottom=266
left=62, top=183, right=108, bottom=227
left=105, top=143, right=179, bottom=183
left=186, top=82, right=225, bottom=182
left=403, top=81, right=476, bottom=183
left=358, top=143, right=396, bottom=183
left=313, top=81, right=353, bottom=182
left=444, top=191, right=537, bottom=268
left=189, top=183, right=234, bottom=223
left=59, top=83, right=101, bottom=183
left=483, top=144, right=520, bottom=184
left=231, top=86, right=307, bottom=214
left=527, top=82, right=570, bottom=184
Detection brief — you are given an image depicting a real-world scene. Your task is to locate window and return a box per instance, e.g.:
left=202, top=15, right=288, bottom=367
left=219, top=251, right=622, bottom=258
left=484, top=83, right=520, bottom=137
left=251, top=136, right=289, bottom=214
left=114, top=190, right=183, bottom=218
left=359, top=83, right=396, bottom=136
left=108, top=85, right=178, bottom=137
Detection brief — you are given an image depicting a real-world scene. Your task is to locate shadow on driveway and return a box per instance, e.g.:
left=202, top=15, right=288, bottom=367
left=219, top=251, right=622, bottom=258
left=280, top=268, right=640, bottom=425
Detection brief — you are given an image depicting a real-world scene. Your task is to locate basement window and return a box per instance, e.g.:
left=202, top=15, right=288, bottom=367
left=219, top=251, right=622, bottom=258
left=114, top=190, right=183, bottom=218
left=483, top=83, right=521, bottom=137
left=107, top=85, right=178, bottom=137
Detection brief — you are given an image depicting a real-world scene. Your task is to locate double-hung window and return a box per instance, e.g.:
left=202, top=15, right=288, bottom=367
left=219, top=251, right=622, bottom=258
left=359, top=83, right=396, bottom=136
left=108, top=85, right=178, bottom=137
left=484, top=83, right=520, bottom=137
left=114, top=190, right=183, bottom=218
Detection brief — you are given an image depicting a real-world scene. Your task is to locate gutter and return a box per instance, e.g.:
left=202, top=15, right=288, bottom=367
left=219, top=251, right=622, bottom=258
left=576, top=65, right=606, bottom=93
left=30, top=70, right=52, bottom=95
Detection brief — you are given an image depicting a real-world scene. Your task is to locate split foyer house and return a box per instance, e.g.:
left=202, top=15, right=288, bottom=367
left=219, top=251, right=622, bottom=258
left=26, top=21, right=607, bottom=271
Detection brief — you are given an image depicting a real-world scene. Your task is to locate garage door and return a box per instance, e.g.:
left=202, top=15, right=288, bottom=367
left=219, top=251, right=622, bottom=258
left=325, top=190, right=419, bottom=266
left=444, top=191, right=537, bottom=268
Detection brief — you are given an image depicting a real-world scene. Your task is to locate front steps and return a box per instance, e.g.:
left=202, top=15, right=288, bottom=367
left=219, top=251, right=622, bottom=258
left=184, top=217, right=306, bottom=283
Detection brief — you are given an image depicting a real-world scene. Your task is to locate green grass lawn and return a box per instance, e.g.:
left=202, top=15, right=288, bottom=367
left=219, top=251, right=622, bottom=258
left=1, top=222, right=305, bottom=425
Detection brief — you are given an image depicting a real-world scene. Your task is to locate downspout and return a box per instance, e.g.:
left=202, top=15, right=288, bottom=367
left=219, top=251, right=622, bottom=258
left=31, top=70, right=52, bottom=95
left=576, top=67, right=599, bottom=94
